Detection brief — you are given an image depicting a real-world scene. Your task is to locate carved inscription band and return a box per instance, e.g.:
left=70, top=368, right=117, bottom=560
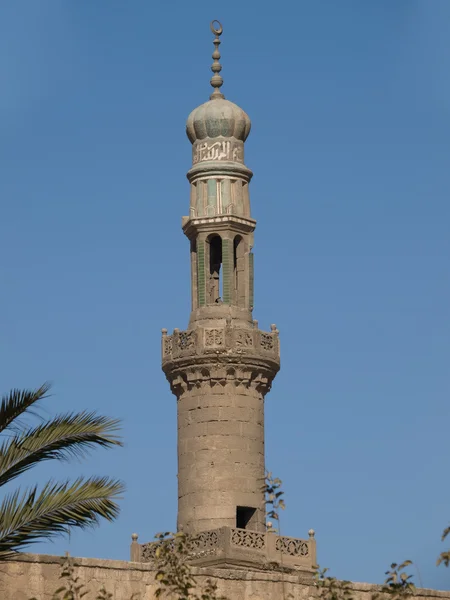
left=193, top=139, right=244, bottom=164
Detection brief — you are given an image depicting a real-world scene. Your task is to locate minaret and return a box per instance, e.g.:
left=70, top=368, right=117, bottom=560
left=162, top=21, right=280, bottom=536
left=134, top=21, right=315, bottom=574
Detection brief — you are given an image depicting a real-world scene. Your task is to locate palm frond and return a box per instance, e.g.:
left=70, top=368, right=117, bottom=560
left=0, top=411, right=122, bottom=488
left=0, top=383, right=51, bottom=434
left=0, top=476, right=124, bottom=558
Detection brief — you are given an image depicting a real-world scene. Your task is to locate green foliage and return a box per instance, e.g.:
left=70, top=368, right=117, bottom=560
left=263, top=473, right=294, bottom=599
left=437, top=525, right=450, bottom=567
left=154, top=532, right=195, bottom=599
left=264, top=471, right=285, bottom=534
left=28, top=553, right=140, bottom=600
left=29, top=553, right=89, bottom=600
left=314, top=566, right=354, bottom=600
left=372, top=561, right=416, bottom=600
left=0, top=383, right=124, bottom=559
left=21, top=464, right=450, bottom=600
left=153, top=532, right=227, bottom=600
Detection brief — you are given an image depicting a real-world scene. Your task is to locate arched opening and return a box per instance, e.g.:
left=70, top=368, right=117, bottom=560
left=234, top=236, right=245, bottom=307
left=208, top=235, right=222, bottom=304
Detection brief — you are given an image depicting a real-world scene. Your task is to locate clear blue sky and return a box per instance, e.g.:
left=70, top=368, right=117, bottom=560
left=1, top=0, right=449, bottom=590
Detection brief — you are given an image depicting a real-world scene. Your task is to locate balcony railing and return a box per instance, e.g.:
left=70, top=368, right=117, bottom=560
left=161, top=323, right=280, bottom=363
left=131, top=527, right=316, bottom=574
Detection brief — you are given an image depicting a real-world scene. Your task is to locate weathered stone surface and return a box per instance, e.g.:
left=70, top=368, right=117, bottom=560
left=162, top=60, right=281, bottom=537
left=163, top=320, right=279, bottom=535
left=1, top=554, right=450, bottom=600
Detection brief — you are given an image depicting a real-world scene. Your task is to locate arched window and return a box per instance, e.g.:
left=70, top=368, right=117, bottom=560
left=234, top=236, right=245, bottom=307
left=208, top=235, right=222, bottom=304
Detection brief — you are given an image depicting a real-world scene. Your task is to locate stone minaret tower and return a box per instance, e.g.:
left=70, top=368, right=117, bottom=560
left=132, top=21, right=315, bottom=573
left=161, top=21, right=280, bottom=537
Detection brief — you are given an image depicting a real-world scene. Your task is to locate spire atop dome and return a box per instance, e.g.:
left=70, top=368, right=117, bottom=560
left=210, top=20, right=224, bottom=100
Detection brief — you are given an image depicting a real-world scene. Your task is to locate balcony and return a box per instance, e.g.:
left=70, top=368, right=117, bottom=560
left=131, top=527, right=316, bottom=575
left=161, top=323, right=280, bottom=365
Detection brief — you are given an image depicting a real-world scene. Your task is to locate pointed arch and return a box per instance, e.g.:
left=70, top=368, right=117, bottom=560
left=207, top=234, right=222, bottom=304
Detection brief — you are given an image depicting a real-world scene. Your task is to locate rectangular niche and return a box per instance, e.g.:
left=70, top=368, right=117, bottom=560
left=236, top=506, right=257, bottom=530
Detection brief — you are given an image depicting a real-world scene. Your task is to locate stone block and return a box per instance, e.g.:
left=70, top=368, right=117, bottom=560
left=207, top=421, right=243, bottom=436
left=186, top=406, right=221, bottom=423
left=218, top=405, right=254, bottom=422
left=178, top=422, right=208, bottom=438
left=193, top=505, right=235, bottom=520
left=240, top=421, right=264, bottom=439
left=233, top=393, right=262, bottom=408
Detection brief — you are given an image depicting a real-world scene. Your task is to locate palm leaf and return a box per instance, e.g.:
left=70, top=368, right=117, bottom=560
left=0, top=383, right=51, bottom=434
left=0, top=411, right=122, bottom=488
left=0, top=476, right=124, bottom=558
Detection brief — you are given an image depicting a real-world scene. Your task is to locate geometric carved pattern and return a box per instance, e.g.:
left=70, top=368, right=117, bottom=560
left=140, top=532, right=221, bottom=563
left=167, top=365, right=274, bottom=398
left=137, top=528, right=314, bottom=569
left=163, top=336, right=173, bottom=356
left=163, top=326, right=277, bottom=358
left=275, top=536, right=309, bottom=557
left=230, top=529, right=265, bottom=550
left=204, top=328, right=224, bottom=347
left=234, top=330, right=253, bottom=347
left=179, top=331, right=196, bottom=350
left=141, top=541, right=159, bottom=561
left=260, top=332, right=274, bottom=351
left=189, top=530, right=220, bottom=557
left=162, top=325, right=279, bottom=399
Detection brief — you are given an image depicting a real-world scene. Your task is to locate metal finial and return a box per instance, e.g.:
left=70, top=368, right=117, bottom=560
left=210, top=20, right=224, bottom=100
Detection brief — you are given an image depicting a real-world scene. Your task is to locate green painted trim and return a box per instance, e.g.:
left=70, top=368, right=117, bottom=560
left=249, top=252, right=254, bottom=309
left=222, top=238, right=232, bottom=304
left=197, top=240, right=206, bottom=306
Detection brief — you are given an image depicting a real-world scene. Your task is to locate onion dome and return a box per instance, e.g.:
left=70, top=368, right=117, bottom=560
left=186, top=21, right=251, bottom=144
left=186, top=99, right=251, bottom=143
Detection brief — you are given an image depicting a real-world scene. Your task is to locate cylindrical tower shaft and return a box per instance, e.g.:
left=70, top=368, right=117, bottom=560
left=177, top=365, right=266, bottom=533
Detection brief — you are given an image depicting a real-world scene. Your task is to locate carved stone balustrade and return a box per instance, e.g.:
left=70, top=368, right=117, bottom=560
left=162, top=321, right=278, bottom=375
left=131, top=527, right=316, bottom=575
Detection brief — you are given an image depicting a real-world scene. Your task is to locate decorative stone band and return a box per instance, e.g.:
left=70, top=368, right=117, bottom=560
left=161, top=323, right=280, bottom=397
left=182, top=214, right=256, bottom=239
left=193, top=138, right=244, bottom=165
left=187, top=159, right=253, bottom=185
left=133, top=527, right=316, bottom=574
left=161, top=324, right=280, bottom=364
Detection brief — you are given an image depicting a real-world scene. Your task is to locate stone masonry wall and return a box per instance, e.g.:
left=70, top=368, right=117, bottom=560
left=177, top=381, right=266, bottom=534
left=1, top=554, right=449, bottom=600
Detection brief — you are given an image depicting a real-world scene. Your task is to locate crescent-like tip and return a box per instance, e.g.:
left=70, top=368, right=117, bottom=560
left=210, top=20, right=223, bottom=36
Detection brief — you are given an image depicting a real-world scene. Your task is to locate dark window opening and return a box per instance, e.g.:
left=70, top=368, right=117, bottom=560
left=236, top=506, right=256, bottom=530
left=209, top=235, right=222, bottom=304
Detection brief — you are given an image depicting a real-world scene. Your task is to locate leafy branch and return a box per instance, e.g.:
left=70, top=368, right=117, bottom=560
left=437, top=525, right=449, bottom=567
left=372, top=561, right=416, bottom=600
left=154, top=532, right=227, bottom=600
left=264, top=472, right=285, bottom=534
left=314, top=566, right=354, bottom=600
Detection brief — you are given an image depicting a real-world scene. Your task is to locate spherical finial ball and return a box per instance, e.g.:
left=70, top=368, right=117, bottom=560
left=270, top=324, right=277, bottom=331
left=308, top=529, right=315, bottom=538
left=131, top=533, right=138, bottom=542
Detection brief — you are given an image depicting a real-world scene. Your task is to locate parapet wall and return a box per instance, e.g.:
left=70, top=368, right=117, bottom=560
left=1, top=553, right=450, bottom=600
